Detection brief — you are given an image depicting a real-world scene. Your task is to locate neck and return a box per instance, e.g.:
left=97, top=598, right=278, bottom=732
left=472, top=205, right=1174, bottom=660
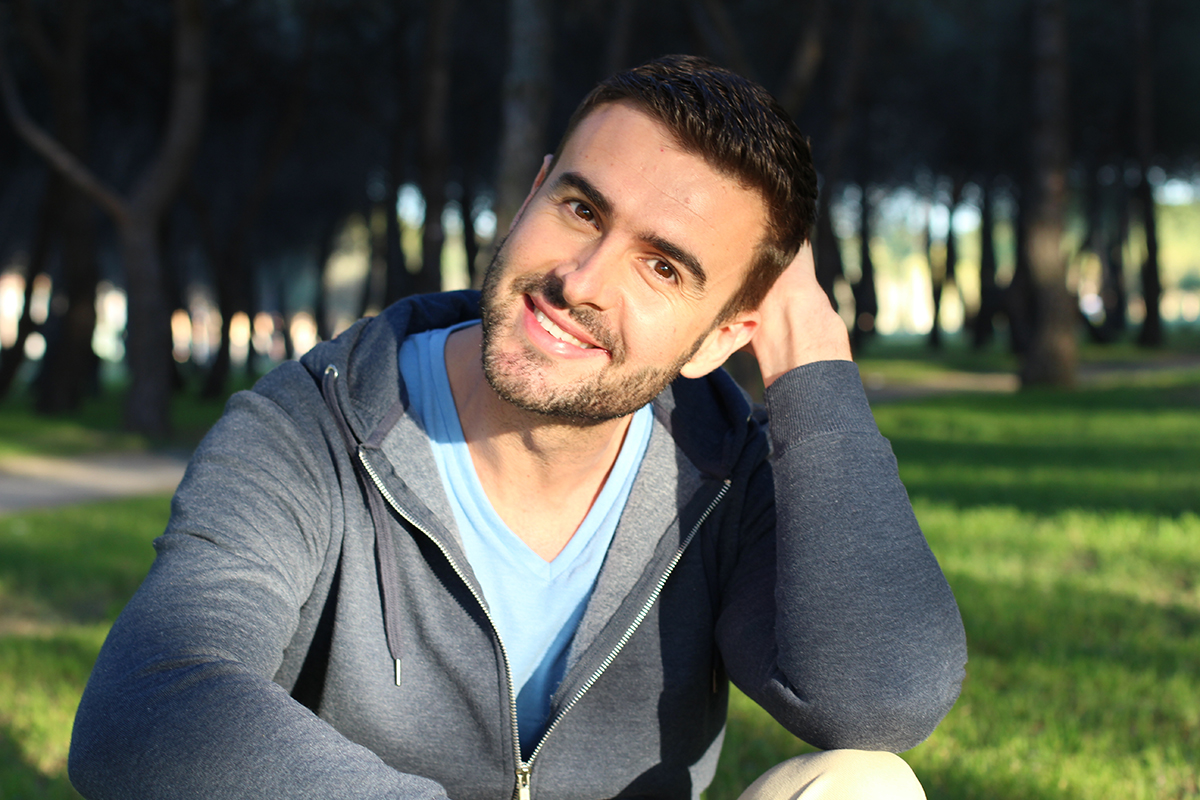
left=444, top=324, right=633, bottom=527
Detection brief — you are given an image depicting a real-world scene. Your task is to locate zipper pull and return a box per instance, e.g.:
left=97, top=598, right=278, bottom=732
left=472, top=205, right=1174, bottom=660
left=515, top=764, right=532, bottom=800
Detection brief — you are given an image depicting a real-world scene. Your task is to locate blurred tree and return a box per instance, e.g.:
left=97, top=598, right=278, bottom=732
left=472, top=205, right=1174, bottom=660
left=851, top=183, right=876, bottom=351
left=413, top=0, right=459, bottom=294
left=7, top=0, right=99, bottom=414
left=1, top=0, right=208, bottom=434
left=812, top=0, right=869, bottom=304
left=1021, top=0, right=1076, bottom=386
left=493, top=0, right=553, bottom=252
left=777, top=0, right=829, bottom=118
left=1131, top=0, right=1162, bottom=347
left=973, top=180, right=1001, bottom=348
left=192, top=4, right=316, bottom=399
left=930, top=178, right=962, bottom=351
left=0, top=174, right=52, bottom=398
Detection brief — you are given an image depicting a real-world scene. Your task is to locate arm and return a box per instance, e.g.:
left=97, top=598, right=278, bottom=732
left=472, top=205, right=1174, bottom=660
left=69, top=365, right=448, bottom=800
left=718, top=244, right=966, bottom=752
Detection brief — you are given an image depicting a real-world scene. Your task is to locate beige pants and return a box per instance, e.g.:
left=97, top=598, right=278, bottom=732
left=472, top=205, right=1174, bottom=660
left=737, top=750, right=926, bottom=800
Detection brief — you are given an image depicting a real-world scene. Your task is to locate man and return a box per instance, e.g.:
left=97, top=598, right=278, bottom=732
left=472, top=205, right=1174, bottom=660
left=70, top=56, right=965, bottom=799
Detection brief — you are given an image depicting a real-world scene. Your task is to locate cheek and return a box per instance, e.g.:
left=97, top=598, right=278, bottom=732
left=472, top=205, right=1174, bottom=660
left=622, top=309, right=687, bottom=362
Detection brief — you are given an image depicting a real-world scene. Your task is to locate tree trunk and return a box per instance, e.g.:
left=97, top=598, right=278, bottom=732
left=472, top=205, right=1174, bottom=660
left=931, top=180, right=962, bottom=350
left=461, top=182, right=480, bottom=287
left=1132, top=0, right=1162, bottom=347
left=973, top=180, right=1000, bottom=348
left=0, top=0, right=207, bottom=435
left=414, top=0, right=459, bottom=295
left=120, top=221, right=175, bottom=435
left=604, top=0, right=637, bottom=76
left=383, top=143, right=409, bottom=307
left=814, top=194, right=844, bottom=307
left=1021, top=0, right=1076, bottom=387
left=851, top=185, right=876, bottom=351
left=686, top=0, right=754, bottom=80
left=12, top=0, right=99, bottom=414
left=1107, top=181, right=1130, bottom=335
left=811, top=0, right=869, bottom=305
left=494, top=0, right=553, bottom=250
left=313, top=215, right=341, bottom=341
left=1006, top=182, right=1036, bottom=355
left=778, top=0, right=830, bottom=118
left=927, top=206, right=943, bottom=350
left=0, top=179, right=57, bottom=398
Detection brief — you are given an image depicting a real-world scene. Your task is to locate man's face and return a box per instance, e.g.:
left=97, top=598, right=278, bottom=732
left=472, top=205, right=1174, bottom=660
left=479, top=102, right=767, bottom=423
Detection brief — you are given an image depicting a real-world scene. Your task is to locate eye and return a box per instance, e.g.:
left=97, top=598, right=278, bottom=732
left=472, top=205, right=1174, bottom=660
left=647, top=258, right=678, bottom=282
left=567, top=200, right=596, bottom=224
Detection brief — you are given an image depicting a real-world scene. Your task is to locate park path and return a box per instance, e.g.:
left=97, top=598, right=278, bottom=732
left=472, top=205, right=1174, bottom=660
left=0, top=354, right=1195, bottom=515
left=0, top=451, right=188, bottom=515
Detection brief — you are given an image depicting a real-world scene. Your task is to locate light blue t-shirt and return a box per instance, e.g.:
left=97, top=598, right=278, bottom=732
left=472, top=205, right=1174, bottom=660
left=398, top=321, right=652, bottom=756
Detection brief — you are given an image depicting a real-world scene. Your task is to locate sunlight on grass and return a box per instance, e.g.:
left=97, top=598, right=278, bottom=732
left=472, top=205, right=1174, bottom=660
left=713, top=503, right=1200, bottom=800
left=1, top=365, right=1197, bottom=798
left=0, top=496, right=169, bottom=798
left=712, top=375, right=1199, bottom=800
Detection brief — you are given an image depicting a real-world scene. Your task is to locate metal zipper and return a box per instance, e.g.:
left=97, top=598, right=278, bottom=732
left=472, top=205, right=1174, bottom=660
left=355, top=448, right=527, bottom=792
left=521, top=479, right=732, bottom=779
left=360, top=444, right=730, bottom=800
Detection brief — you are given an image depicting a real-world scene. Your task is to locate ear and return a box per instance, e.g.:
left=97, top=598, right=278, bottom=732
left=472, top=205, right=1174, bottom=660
left=678, top=311, right=760, bottom=380
left=509, top=155, right=554, bottom=232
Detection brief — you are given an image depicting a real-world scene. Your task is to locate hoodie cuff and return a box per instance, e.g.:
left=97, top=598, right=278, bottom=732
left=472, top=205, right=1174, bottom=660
left=764, top=360, right=876, bottom=446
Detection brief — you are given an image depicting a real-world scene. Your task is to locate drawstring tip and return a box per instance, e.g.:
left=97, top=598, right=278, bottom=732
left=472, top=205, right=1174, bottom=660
left=394, top=659, right=402, bottom=687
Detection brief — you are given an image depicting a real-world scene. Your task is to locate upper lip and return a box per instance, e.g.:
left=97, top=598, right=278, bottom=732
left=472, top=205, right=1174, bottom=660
left=527, top=294, right=607, bottom=351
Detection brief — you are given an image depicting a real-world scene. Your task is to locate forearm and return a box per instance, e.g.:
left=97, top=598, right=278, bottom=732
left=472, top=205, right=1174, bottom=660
left=70, top=382, right=448, bottom=799
left=723, top=362, right=965, bottom=752
left=70, top=531, right=448, bottom=800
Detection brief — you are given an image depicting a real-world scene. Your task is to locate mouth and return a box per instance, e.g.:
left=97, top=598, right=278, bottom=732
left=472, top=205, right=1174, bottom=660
left=522, top=293, right=613, bottom=359
left=533, top=307, right=597, bottom=349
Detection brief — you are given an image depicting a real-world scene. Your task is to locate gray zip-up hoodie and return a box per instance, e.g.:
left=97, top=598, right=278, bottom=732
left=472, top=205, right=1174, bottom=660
left=70, top=291, right=966, bottom=800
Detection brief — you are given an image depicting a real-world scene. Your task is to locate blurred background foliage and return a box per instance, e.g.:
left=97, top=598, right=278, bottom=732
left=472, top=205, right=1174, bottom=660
left=0, top=0, right=1198, bottom=437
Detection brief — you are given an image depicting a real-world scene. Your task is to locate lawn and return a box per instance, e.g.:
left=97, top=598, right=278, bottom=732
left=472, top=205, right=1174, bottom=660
left=1, top=356, right=1198, bottom=799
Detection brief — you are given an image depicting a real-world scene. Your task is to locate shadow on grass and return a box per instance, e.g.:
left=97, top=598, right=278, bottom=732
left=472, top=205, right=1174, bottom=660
left=875, top=378, right=1200, bottom=517
left=0, top=497, right=168, bottom=624
left=950, top=571, right=1200, bottom=682
left=0, top=725, right=81, bottom=800
left=892, top=437, right=1199, bottom=516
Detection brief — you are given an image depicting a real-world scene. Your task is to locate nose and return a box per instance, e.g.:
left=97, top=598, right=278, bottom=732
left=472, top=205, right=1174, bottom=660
left=555, top=238, right=625, bottom=310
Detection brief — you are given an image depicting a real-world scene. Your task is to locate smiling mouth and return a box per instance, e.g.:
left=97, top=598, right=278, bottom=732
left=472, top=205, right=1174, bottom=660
left=534, top=308, right=597, bottom=349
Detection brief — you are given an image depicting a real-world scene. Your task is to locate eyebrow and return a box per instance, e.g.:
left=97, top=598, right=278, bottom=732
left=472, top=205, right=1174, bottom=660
left=552, top=171, right=709, bottom=290
left=553, top=172, right=613, bottom=219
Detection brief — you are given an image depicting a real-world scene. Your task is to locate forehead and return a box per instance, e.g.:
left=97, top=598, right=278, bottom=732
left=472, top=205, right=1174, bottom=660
left=551, top=103, right=767, bottom=294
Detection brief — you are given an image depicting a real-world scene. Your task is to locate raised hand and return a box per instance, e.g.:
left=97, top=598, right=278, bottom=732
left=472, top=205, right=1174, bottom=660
left=746, top=242, right=852, bottom=388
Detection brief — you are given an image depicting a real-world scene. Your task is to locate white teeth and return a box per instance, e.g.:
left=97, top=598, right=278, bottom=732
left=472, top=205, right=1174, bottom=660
left=534, top=309, right=595, bottom=349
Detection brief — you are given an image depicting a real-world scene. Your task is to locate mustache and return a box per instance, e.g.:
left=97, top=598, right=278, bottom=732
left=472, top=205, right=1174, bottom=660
left=511, top=271, right=619, bottom=356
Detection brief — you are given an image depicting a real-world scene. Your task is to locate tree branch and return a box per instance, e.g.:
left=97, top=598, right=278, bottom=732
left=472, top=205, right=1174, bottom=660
left=14, top=0, right=60, bottom=79
left=129, top=0, right=208, bottom=217
left=778, top=0, right=829, bottom=118
left=0, top=29, right=128, bottom=225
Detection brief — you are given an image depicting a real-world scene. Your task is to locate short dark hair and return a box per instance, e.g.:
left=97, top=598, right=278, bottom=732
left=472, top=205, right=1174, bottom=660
left=551, top=54, right=819, bottom=319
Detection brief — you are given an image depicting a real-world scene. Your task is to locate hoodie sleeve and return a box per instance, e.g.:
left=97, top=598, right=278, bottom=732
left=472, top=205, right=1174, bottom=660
left=716, top=360, right=967, bottom=753
left=68, top=363, right=449, bottom=800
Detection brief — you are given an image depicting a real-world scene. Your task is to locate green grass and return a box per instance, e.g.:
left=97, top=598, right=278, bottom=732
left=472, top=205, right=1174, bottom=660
left=713, top=372, right=1200, bottom=800
left=0, top=496, right=170, bottom=799
left=1, top=361, right=1198, bottom=798
left=0, top=374, right=253, bottom=458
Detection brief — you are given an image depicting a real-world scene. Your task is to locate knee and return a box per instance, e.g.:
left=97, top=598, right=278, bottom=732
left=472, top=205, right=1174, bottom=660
left=740, top=749, right=925, bottom=800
